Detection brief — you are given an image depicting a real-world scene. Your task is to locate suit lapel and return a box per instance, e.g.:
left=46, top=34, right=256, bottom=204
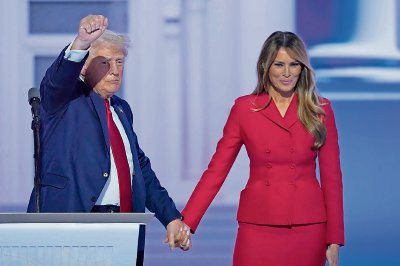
left=283, top=94, right=299, bottom=129
left=256, top=93, right=299, bottom=131
left=111, top=99, right=133, bottom=143
left=111, top=98, right=137, bottom=176
left=88, top=90, right=110, bottom=151
left=256, top=94, right=288, bottom=131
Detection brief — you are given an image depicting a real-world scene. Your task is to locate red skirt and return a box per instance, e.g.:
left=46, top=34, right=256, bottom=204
left=233, top=222, right=326, bottom=266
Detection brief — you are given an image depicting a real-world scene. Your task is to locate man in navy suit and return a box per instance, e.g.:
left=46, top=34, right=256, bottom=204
left=27, top=15, right=191, bottom=265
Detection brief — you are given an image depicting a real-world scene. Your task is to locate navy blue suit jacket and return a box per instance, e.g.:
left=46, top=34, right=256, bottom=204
left=27, top=48, right=181, bottom=252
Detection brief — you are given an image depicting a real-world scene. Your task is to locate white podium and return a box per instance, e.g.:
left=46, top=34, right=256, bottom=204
left=0, top=213, right=154, bottom=266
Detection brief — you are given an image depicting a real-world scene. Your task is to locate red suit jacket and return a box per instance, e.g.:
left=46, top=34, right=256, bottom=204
left=182, top=93, right=344, bottom=245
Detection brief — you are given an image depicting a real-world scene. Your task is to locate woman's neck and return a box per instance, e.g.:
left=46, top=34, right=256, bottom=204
left=268, top=88, right=295, bottom=117
left=268, top=88, right=295, bottom=104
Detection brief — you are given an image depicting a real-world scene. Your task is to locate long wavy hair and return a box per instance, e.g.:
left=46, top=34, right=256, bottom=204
left=252, top=31, right=326, bottom=149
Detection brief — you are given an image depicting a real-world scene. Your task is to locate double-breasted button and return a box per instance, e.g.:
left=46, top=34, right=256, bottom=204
left=265, top=180, right=271, bottom=186
left=289, top=163, right=295, bottom=169
left=289, top=147, right=295, bottom=153
left=266, top=163, right=272, bottom=168
left=266, top=148, right=271, bottom=154
left=103, top=172, right=109, bottom=178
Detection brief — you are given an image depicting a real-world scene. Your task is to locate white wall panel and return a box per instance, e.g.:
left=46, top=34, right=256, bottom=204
left=0, top=0, right=33, bottom=207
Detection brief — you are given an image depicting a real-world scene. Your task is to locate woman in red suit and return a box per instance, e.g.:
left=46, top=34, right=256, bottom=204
left=181, top=31, right=344, bottom=266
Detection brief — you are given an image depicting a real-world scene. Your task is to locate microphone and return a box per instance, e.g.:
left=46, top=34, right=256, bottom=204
left=28, top=87, right=40, bottom=104
left=28, top=87, right=42, bottom=212
left=28, top=88, right=41, bottom=120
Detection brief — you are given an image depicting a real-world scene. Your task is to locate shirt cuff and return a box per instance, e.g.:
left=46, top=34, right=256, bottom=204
left=64, top=42, right=89, bottom=62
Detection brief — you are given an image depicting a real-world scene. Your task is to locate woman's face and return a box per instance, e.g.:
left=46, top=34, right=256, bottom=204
left=268, top=48, right=302, bottom=96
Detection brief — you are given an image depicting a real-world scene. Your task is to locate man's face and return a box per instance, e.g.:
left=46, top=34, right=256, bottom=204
left=83, top=45, right=125, bottom=99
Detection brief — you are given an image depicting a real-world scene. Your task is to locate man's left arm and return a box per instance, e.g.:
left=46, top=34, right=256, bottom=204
left=135, top=138, right=191, bottom=250
left=137, top=144, right=180, bottom=224
left=122, top=102, right=190, bottom=249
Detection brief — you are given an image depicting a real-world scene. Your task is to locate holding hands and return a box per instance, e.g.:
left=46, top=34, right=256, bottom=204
left=164, top=219, right=192, bottom=251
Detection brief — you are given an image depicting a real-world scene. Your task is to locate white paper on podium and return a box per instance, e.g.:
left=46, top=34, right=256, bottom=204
left=0, top=213, right=154, bottom=266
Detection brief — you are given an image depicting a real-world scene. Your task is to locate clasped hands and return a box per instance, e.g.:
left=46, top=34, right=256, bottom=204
left=164, top=219, right=192, bottom=251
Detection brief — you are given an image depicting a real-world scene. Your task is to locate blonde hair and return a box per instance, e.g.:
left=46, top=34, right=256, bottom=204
left=252, top=31, right=326, bottom=149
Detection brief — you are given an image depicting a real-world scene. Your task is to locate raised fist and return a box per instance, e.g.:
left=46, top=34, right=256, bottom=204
left=71, top=15, right=109, bottom=50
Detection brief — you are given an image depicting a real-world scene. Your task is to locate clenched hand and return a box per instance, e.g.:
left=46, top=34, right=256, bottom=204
left=71, top=15, right=109, bottom=50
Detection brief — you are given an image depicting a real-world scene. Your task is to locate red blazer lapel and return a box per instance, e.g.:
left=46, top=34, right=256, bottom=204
left=254, top=93, right=297, bottom=131
left=284, top=93, right=299, bottom=129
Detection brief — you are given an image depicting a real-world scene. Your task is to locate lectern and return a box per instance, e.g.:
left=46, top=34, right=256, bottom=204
left=0, top=213, right=154, bottom=266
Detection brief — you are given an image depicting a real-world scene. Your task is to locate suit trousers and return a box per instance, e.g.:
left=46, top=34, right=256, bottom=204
left=233, top=222, right=326, bottom=266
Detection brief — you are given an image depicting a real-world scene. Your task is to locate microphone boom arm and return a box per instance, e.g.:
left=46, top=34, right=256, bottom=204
left=28, top=88, right=41, bottom=213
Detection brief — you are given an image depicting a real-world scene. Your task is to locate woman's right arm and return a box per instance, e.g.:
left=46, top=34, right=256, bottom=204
left=182, top=101, right=243, bottom=233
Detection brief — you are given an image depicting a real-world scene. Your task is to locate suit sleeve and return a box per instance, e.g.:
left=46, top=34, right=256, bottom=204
left=182, top=101, right=243, bottom=233
left=318, top=100, right=345, bottom=245
left=123, top=102, right=181, bottom=227
left=136, top=139, right=182, bottom=227
left=40, top=45, right=87, bottom=114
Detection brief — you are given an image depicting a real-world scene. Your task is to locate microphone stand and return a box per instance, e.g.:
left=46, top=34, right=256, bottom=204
left=30, top=95, right=41, bottom=213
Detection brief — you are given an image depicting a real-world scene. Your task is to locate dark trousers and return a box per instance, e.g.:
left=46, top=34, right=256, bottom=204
left=136, top=251, right=144, bottom=266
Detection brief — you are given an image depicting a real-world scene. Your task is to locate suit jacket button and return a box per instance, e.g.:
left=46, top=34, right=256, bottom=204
left=91, top=196, right=97, bottom=202
left=103, top=172, right=109, bottom=178
left=289, top=163, right=295, bottom=169
left=266, top=163, right=272, bottom=168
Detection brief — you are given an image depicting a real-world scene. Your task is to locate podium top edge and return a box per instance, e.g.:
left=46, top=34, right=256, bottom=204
left=0, top=213, right=155, bottom=224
